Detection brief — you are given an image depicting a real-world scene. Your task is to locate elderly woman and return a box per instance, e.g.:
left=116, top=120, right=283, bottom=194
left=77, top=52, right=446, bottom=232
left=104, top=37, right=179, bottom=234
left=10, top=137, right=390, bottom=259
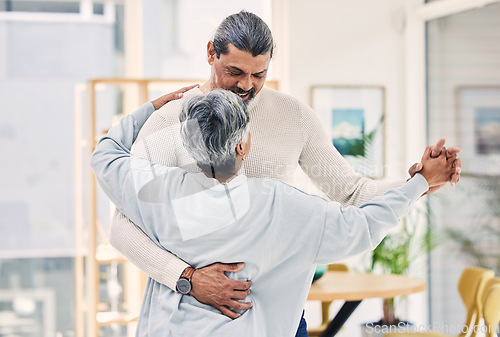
left=91, top=88, right=454, bottom=337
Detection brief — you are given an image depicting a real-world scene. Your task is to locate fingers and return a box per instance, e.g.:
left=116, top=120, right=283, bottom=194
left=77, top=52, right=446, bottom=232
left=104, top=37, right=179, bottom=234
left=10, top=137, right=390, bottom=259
left=217, top=298, right=253, bottom=319
left=216, top=295, right=253, bottom=319
left=175, top=84, right=200, bottom=97
left=227, top=299, right=253, bottom=311
left=218, top=305, right=241, bottom=320
left=167, top=84, right=199, bottom=100
left=190, top=262, right=253, bottom=317
left=446, top=152, right=458, bottom=163
left=220, top=262, right=245, bottom=273
left=218, top=262, right=251, bottom=291
left=231, top=289, right=251, bottom=300
left=408, top=162, right=423, bottom=178
left=151, top=84, right=199, bottom=109
left=435, top=144, right=461, bottom=187
left=450, top=158, right=462, bottom=186
left=437, top=147, right=448, bottom=159
left=430, top=138, right=446, bottom=158
left=446, top=146, right=462, bottom=157
left=231, top=279, right=252, bottom=291
left=423, top=146, right=432, bottom=158
left=419, top=140, right=462, bottom=189
left=217, top=263, right=252, bottom=290
left=215, top=288, right=252, bottom=314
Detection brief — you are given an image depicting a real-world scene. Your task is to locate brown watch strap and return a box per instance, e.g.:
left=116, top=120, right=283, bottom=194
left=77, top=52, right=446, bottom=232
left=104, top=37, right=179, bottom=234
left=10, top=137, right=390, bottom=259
left=181, top=267, right=195, bottom=281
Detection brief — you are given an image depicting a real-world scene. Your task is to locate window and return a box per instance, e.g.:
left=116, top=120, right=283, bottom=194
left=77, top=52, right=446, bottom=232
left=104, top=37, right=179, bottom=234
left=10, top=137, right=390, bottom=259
left=0, top=1, right=272, bottom=336
left=426, top=2, right=500, bottom=330
left=0, top=1, right=80, bottom=13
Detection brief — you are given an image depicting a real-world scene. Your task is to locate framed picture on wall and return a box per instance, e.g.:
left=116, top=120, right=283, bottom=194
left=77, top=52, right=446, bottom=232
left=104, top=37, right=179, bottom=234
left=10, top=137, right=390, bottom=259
left=456, top=86, right=500, bottom=175
left=310, top=85, right=386, bottom=178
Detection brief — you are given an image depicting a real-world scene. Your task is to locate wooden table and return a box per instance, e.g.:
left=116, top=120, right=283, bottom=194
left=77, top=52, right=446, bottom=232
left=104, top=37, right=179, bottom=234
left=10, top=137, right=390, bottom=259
left=307, top=271, right=426, bottom=337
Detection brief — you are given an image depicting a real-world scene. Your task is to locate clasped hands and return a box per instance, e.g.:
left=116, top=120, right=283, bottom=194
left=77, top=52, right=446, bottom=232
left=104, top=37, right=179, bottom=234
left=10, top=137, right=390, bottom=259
left=188, top=139, right=462, bottom=319
left=408, top=138, right=461, bottom=193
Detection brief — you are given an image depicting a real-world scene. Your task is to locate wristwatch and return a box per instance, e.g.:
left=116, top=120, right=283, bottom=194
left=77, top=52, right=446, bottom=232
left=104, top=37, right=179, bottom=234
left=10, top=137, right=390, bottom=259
left=176, top=267, right=195, bottom=295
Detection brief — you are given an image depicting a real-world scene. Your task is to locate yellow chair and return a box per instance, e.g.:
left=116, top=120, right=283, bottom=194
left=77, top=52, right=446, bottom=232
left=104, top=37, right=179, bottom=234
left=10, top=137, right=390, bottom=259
left=481, top=277, right=500, bottom=300
left=384, top=267, right=494, bottom=337
left=480, top=277, right=500, bottom=334
left=308, top=264, right=349, bottom=337
left=456, top=267, right=495, bottom=337
left=482, top=282, right=500, bottom=337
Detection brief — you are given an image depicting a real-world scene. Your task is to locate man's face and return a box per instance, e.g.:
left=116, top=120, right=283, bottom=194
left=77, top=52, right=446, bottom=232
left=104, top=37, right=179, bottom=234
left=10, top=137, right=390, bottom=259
left=207, top=42, right=271, bottom=102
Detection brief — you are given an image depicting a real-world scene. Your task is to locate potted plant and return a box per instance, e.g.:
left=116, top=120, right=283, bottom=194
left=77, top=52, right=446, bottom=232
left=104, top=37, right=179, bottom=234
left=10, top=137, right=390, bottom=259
left=361, top=206, right=442, bottom=337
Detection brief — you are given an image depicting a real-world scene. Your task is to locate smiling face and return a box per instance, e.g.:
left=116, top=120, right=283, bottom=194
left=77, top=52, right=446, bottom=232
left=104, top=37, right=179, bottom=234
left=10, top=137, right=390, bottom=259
left=207, top=41, right=271, bottom=102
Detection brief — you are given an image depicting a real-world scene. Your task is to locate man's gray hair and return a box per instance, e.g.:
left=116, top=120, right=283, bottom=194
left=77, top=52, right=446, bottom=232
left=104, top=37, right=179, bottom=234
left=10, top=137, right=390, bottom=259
left=213, top=10, right=274, bottom=58
left=179, top=89, right=250, bottom=173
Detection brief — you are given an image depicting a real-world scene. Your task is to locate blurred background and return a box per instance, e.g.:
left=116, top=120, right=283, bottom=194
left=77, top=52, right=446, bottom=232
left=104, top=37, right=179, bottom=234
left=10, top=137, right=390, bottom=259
left=0, top=0, right=499, bottom=336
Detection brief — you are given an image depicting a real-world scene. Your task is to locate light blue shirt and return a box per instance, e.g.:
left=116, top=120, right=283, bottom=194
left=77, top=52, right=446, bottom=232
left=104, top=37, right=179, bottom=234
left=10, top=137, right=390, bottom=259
left=91, top=103, right=429, bottom=337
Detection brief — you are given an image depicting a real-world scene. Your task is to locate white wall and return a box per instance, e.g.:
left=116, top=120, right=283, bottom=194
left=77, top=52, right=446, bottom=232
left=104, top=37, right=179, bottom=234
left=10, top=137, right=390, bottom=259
left=0, top=15, right=114, bottom=255
left=142, top=0, right=272, bottom=79
left=275, top=0, right=410, bottom=180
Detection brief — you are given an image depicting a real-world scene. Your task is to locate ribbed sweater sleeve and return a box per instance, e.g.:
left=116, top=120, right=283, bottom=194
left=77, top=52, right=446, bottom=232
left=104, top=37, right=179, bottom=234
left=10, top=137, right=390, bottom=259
left=299, top=101, right=405, bottom=207
left=110, top=210, right=189, bottom=288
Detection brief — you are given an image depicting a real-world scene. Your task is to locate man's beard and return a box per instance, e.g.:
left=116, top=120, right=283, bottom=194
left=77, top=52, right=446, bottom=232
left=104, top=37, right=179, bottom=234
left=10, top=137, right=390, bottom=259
left=227, top=85, right=257, bottom=103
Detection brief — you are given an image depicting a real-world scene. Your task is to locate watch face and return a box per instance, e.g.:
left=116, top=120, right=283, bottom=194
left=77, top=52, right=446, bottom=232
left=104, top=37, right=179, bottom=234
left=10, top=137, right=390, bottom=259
left=177, top=278, right=191, bottom=294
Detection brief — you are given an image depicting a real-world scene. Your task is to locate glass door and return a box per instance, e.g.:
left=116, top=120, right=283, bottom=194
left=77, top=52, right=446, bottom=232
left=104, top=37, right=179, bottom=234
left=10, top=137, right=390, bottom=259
left=425, top=1, right=500, bottom=332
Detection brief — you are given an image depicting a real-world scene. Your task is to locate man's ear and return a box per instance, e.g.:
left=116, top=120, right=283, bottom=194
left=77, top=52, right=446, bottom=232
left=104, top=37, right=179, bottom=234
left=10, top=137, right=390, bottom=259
left=235, top=141, right=244, bottom=157
left=207, top=41, right=216, bottom=65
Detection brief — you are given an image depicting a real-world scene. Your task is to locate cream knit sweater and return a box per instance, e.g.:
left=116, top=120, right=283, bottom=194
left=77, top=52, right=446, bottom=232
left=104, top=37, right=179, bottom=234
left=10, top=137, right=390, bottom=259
left=109, top=87, right=404, bottom=290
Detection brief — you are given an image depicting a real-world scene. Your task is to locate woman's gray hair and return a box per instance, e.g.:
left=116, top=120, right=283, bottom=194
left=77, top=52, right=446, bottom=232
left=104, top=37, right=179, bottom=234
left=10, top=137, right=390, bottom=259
left=213, top=10, right=274, bottom=58
left=179, top=89, right=250, bottom=173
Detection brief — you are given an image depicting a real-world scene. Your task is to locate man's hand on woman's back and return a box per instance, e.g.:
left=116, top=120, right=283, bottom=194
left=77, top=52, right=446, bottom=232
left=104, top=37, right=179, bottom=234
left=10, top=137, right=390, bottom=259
left=191, top=262, right=253, bottom=319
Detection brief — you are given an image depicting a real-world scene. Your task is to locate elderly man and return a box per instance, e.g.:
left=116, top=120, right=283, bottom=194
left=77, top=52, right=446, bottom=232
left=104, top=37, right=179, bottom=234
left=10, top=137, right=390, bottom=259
left=92, top=89, right=456, bottom=337
left=109, top=10, right=461, bottom=336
